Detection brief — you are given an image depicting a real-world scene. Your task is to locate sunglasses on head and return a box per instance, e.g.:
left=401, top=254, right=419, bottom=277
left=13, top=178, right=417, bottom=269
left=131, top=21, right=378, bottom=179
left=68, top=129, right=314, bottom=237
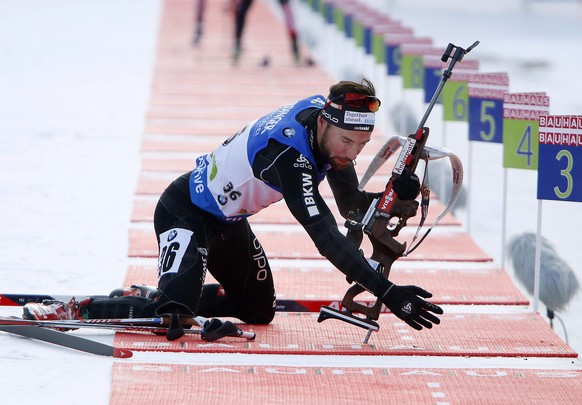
left=328, top=93, right=381, bottom=113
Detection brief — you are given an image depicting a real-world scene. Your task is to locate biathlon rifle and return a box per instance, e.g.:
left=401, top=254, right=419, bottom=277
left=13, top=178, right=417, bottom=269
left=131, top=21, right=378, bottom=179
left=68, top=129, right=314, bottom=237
left=319, top=41, right=479, bottom=338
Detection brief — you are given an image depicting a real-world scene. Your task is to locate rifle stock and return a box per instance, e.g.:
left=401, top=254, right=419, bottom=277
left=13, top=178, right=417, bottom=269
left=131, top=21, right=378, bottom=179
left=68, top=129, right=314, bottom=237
left=342, top=127, right=430, bottom=320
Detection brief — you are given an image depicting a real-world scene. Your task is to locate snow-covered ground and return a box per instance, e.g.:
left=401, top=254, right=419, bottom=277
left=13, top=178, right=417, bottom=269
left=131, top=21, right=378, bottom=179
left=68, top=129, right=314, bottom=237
left=0, top=0, right=581, bottom=403
left=0, top=1, right=160, bottom=403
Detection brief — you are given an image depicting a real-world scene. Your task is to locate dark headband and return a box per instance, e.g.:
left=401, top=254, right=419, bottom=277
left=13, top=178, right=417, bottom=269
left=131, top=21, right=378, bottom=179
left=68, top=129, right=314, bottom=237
left=320, top=98, right=377, bottom=132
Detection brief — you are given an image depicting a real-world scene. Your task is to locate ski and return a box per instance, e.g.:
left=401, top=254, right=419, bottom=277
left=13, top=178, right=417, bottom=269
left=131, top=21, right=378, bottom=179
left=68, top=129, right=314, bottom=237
left=0, top=324, right=133, bottom=358
left=0, top=293, right=384, bottom=313
left=0, top=315, right=256, bottom=342
left=0, top=293, right=106, bottom=306
left=276, top=298, right=387, bottom=312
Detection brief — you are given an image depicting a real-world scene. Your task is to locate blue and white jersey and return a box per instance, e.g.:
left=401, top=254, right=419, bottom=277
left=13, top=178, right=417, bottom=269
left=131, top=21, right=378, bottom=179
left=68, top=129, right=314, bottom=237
left=188, top=95, right=328, bottom=222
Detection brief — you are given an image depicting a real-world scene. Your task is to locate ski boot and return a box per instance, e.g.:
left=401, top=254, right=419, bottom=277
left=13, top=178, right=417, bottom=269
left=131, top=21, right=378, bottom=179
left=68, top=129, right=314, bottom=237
left=192, top=23, right=203, bottom=46
left=232, top=41, right=242, bottom=65
left=108, top=284, right=160, bottom=300
left=23, top=297, right=91, bottom=330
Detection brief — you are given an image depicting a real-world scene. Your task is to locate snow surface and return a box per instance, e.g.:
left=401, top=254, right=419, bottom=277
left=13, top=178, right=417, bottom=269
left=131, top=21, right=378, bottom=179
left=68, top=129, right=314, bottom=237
left=0, top=0, right=160, bottom=403
left=1, top=0, right=581, bottom=403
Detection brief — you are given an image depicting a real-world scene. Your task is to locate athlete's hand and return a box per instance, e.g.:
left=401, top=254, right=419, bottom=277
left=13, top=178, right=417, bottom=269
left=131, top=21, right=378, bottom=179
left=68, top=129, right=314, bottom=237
left=381, top=284, right=443, bottom=330
left=393, top=170, right=420, bottom=200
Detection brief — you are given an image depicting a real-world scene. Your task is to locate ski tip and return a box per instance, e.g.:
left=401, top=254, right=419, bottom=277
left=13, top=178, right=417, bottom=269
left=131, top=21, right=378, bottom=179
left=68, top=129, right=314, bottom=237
left=0, top=295, right=20, bottom=306
left=113, top=348, right=133, bottom=359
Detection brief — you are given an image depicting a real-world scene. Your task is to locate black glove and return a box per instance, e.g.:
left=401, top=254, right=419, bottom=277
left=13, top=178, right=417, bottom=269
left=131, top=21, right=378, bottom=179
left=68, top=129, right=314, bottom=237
left=381, top=284, right=443, bottom=330
left=392, top=170, right=420, bottom=200
left=201, top=318, right=244, bottom=342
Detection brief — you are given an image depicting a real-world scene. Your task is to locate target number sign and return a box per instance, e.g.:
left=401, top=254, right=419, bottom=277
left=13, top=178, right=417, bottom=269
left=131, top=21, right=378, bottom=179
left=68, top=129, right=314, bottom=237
left=537, top=115, right=582, bottom=202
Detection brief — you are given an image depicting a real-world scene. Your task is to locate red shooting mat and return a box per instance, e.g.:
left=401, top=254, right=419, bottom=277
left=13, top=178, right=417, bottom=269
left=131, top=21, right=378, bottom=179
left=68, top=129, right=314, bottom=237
left=113, top=311, right=575, bottom=357
left=110, top=363, right=582, bottom=405
left=130, top=195, right=460, bottom=226
left=123, top=263, right=528, bottom=306
left=144, top=1, right=337, bottom=132
left=114, top=0, right=582, bottom=402
left=145, top=119, right=249, bottom=136
left=149, top=93, right=301, bottom=110
left=149, top=82, right=328, bottom=98
left=146, top=104, right=277, bottom=121
left=145, top=123, right=250, bottom=136
left=151, top=70, right=331, bottom=88
left=141, top=135, right=218, bottom=152
left=146, top=92, right=324, bottom=117
left=128, top=227, right=492, bottom=262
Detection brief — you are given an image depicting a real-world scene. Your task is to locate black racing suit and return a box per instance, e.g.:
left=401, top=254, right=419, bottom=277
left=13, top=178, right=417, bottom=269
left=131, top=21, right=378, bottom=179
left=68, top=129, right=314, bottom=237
left=89, top=105, right=391, bottom=323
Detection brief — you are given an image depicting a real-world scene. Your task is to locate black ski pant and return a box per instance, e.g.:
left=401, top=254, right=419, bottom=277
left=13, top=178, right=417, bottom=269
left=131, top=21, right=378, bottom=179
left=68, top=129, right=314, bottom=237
left=151, top=193, right=276, bottom=324
left=90, top=185, right=276, bottom=324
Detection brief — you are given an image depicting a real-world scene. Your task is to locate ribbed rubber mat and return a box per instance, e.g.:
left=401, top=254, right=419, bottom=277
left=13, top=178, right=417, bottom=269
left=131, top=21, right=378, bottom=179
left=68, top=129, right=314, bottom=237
left=145, top=123, right=248, bottom=136
left=145, top=121, right=248, bottom=137
left=110, top=363, right=582, bottom=405
left=149, top=94, right=302, bottom=111
left=149, top=83, right=329, bottom=98
left=151, top=73, right=332, bottom=89
left=147, top=106, right=280, bottom=121
left=128, top=227, right=492, bottom=262
left=113, top=311, right=575, bottom=357
left=123, top=263, right=528, bottom=306
left=117, top=0, right=581, bottom=403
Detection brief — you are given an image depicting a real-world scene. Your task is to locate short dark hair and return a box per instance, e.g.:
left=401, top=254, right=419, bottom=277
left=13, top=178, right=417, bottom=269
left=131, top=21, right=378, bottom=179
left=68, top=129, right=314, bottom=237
left=327, top=77, right=376, bottom=100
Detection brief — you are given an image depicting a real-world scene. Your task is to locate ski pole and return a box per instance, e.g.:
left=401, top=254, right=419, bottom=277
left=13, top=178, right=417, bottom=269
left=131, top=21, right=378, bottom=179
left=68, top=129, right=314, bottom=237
left=0, top=316, right=256, bottom=341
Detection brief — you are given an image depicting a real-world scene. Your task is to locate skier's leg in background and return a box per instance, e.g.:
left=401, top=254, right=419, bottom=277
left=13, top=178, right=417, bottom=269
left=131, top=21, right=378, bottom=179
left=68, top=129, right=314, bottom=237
left=233, top=0, right=254, bottom=61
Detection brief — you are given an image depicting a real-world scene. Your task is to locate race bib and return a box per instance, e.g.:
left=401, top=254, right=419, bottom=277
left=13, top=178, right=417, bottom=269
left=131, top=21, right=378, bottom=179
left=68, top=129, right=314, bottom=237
left=157, top=228, right=193, bottom=279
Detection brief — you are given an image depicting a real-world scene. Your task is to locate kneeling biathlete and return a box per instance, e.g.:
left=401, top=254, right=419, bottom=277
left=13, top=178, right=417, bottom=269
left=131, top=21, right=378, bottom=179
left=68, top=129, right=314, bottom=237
left=24, top=78, right=443, bottom=335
